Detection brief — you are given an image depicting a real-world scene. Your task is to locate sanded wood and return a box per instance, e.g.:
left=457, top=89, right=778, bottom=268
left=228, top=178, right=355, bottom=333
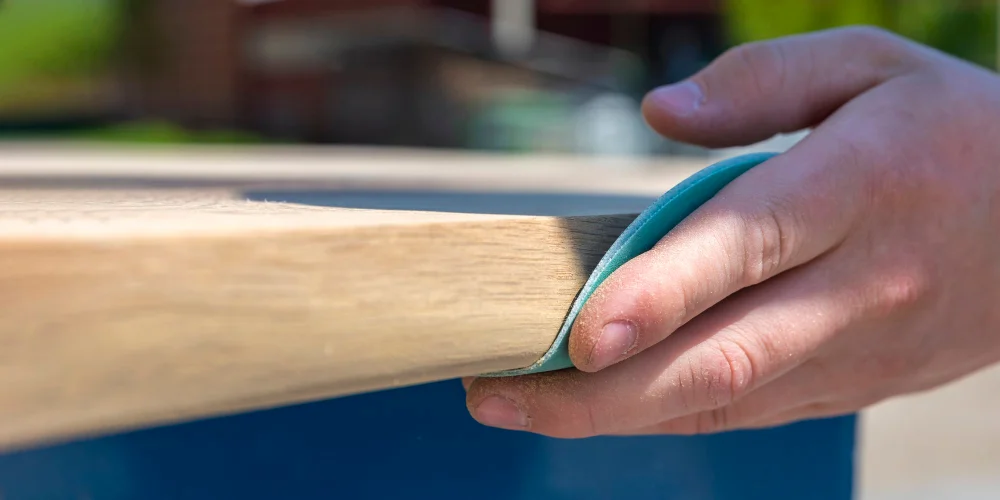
left=0, top=186, right=640, bottom=451
left=0, top=144, right=729, bottom=450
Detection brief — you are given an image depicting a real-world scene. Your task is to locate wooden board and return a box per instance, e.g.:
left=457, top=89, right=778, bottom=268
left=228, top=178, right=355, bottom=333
left=0, top=145, right=711, bottom=451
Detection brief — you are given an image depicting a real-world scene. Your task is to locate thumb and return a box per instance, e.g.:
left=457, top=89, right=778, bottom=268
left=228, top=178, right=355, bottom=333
left=642, top=26, right=924, bottom=148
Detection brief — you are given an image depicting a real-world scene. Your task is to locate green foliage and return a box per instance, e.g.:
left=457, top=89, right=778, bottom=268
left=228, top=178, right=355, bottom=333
left=726, top=0, right=882, bottom=41
left=916, top=4, right=998, bottom=68
left=72, top=121, right=268, bottom=145
left=725, top=0, right=998, bottom=68
left=0, top=120, right=268, bottom=144
left=0, top=0, right=121, bottom=86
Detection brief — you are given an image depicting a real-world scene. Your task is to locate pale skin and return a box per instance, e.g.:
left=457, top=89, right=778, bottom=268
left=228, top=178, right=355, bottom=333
left=463, top=26, right=1000, bottom=437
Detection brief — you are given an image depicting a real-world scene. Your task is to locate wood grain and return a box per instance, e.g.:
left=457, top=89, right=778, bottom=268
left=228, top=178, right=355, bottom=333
left=0, top=187, right=637, bottom=451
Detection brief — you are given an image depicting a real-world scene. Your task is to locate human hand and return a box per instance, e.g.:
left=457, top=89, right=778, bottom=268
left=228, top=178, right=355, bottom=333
left=464, top=26, right=1000, bottom=436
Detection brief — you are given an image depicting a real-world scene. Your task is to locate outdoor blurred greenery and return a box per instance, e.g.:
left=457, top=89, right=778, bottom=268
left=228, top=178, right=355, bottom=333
left=0, top=0, right=260, bottom=143
left=0, top=0, right=121, bottom=100
left=727, top=0, right=999, bottom=69
left=0, top=120, right=268, bottom=144
left=0, top=0, right=997, bottom=144
left=3, top=0, right=995, bottom=90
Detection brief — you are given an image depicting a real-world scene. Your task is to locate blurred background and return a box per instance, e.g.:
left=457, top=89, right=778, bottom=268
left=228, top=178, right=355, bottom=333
left=4, top=2, right=1000, bottom=500
left=1, top=0, right=997, bottom=157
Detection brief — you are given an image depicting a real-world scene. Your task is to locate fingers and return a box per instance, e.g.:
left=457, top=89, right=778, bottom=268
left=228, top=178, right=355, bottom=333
left=642, top=26, right=924, bottom=149
left=468, top=261, right=852, bottom=437
left=611, top=359, right=841, bottom=435
left=568, top=132, right=867, bottom=372
left=615, top=403, right=857, bottom=436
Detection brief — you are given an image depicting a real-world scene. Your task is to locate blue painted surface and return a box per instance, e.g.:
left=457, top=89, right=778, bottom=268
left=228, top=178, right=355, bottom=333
left=0, top=380, right=857, bottom=500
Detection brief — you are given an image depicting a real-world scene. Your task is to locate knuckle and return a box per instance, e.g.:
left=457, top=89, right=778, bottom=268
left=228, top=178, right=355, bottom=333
left=714, top=338, right=758, bottom=402
left=698, top=339, right=757, bottom=409
left=736, top=197, right=799, bottom=285
left=669, top=265, right=700, bottom=325
left=879, top=269, right=931, bottom=312
left=868, top=264, right=933, bottom=318
left=834, top=25, right=925, bottom=75
left=674, top=358, right=703, bottom=413
left=723, top=40, right=790, bottom=95
left=838, top=25, right=898, bottom=45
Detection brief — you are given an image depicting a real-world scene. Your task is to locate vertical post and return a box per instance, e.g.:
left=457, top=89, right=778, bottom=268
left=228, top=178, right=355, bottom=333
left=492, top=0, right=536, bottom=58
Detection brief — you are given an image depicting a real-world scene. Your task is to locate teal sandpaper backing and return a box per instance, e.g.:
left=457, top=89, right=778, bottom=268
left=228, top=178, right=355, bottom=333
left=483, top=151, right=779, bottom=377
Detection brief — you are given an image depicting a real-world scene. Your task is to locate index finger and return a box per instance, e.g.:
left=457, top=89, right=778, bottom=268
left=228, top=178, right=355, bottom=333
left=568, top=138, right=866, bottom=372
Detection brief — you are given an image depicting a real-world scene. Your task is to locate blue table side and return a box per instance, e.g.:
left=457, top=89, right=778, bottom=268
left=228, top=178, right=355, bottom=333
left=0, top=380, right=857, bottom=500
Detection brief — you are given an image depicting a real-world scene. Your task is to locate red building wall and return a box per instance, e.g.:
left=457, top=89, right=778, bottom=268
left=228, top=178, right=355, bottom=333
left=127, top=0, right=242, bottom=128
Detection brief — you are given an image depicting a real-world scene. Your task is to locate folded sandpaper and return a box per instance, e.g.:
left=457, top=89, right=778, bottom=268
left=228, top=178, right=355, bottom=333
left=483, top=152, right=779, bottom=377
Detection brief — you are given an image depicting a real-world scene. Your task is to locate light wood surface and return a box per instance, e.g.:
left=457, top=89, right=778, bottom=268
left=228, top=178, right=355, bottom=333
left=0, top=187, right=642, bottom=450
left=1, top=144, right=698, bottom=451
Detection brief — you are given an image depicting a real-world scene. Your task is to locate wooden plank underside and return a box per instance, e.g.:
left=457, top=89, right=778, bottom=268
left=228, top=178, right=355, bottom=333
left=0, top=187, right=637, bottom=451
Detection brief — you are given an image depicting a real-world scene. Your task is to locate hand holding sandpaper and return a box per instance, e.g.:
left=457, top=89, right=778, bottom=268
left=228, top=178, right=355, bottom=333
left=464, top=26, right=1000, bottom=436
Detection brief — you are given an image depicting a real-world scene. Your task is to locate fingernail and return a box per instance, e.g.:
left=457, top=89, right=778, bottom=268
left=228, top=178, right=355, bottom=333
left=649, top=80, right=703, bottom=116
left=473, top=396, right=529, bottom=430
left=589, top=321, right=638, bottom=369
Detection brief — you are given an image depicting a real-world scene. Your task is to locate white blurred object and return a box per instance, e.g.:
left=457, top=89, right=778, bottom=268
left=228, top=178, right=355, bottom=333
left=861, top=479, right=1000, bottom=500
left=492, top=0, right=535, bottom=59
left=574, top=93, right=652, bottom=158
